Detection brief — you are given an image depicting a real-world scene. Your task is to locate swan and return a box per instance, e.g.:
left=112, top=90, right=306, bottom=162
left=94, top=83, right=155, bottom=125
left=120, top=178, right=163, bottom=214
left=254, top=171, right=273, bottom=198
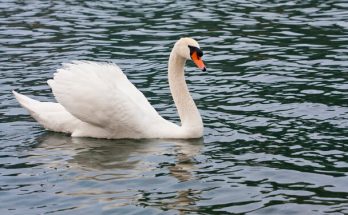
left=13, top=38, right=206, bottom=139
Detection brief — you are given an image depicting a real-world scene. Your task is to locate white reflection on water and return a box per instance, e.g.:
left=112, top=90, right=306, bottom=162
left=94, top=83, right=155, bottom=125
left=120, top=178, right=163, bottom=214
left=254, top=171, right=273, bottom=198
left=35, top=133, right=203, bottom=212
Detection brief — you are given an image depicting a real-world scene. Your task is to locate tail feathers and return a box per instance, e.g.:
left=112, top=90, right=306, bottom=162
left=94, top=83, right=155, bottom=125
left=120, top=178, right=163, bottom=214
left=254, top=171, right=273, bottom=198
left=13, top=90, right=40, bottom=111
left=13, top=90, right=66, bottom=113
left=12, top=91, right=80, bottom=133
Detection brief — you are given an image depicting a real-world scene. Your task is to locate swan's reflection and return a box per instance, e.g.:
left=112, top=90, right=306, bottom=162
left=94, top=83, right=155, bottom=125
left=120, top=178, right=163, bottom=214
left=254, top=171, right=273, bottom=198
left=36, top=133, right=203, bottom=212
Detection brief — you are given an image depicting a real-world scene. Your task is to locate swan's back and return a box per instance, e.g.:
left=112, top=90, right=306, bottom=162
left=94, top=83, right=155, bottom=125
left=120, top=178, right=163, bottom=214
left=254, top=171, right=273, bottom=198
left=46, top=61, right=177, bottom=138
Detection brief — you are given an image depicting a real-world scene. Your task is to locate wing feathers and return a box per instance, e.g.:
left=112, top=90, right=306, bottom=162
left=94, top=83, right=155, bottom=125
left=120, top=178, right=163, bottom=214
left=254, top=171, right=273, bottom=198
left=49, top=61, right=160, bottom=135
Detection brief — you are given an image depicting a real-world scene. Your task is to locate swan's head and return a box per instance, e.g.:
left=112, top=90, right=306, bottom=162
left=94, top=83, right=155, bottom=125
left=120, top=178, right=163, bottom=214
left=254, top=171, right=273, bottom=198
left=175, top=38, right=206, bottom=71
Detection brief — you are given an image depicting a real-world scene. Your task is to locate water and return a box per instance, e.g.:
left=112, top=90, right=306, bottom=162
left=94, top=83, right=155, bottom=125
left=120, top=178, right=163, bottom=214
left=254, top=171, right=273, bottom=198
left=1, top=0, right=348, bottom=214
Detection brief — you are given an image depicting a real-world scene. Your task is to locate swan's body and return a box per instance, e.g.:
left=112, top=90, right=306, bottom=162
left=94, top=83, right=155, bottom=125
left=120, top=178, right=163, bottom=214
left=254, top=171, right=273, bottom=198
left=13, top=38, right=206, bottom=139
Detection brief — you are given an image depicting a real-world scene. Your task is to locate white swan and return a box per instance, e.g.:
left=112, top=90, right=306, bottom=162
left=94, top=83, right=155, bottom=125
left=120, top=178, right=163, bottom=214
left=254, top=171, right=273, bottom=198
left=13, top=38, right=206, bottom=139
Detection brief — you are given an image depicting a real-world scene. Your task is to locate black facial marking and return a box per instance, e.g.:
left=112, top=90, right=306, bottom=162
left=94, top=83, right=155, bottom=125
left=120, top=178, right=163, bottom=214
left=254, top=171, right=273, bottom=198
left=196, top=48, right=203, bottom=57
left=188, top=45, right=203, bottom=57
left=188, top=45, right=195, bottom=55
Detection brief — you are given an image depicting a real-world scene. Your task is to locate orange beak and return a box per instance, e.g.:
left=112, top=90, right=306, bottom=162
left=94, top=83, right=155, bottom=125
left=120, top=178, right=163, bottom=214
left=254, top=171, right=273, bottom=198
left=191, top=51, right=206, bottom=71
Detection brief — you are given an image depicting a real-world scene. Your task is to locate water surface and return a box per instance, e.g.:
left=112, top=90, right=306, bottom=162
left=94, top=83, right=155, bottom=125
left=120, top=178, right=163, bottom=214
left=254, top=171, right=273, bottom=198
left=1, top=0, right=348, bottom=214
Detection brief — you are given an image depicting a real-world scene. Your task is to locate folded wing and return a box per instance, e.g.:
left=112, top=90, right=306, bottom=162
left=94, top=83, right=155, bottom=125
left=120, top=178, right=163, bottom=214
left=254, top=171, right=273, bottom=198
left=48, top=61, right=162, bottom=136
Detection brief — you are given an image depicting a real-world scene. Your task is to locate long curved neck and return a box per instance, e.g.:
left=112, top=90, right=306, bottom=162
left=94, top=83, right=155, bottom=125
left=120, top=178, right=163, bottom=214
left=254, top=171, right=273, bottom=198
left=168, top=48, right=203, bottom=135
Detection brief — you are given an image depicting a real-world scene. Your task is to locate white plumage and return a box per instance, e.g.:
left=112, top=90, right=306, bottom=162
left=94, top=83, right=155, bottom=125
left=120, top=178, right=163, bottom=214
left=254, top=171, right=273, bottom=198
left=13, top=38, right=205, bottom=139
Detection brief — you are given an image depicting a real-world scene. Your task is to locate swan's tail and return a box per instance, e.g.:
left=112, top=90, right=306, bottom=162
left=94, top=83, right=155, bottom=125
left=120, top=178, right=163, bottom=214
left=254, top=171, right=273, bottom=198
left=13, top=91, right=42, bottom=115
left=12, top=91, right=80, bottom=133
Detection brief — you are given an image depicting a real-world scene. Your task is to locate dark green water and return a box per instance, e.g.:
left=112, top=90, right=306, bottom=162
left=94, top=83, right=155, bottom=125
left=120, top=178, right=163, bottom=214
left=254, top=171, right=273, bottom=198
left=1, top=0, right=348, bottom=214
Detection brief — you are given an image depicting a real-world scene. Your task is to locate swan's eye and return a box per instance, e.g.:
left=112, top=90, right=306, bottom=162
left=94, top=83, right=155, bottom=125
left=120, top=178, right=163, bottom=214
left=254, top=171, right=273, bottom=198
left=188, top=45, right=206, bottom=71
left=188, top=45, right=203, bottom=58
